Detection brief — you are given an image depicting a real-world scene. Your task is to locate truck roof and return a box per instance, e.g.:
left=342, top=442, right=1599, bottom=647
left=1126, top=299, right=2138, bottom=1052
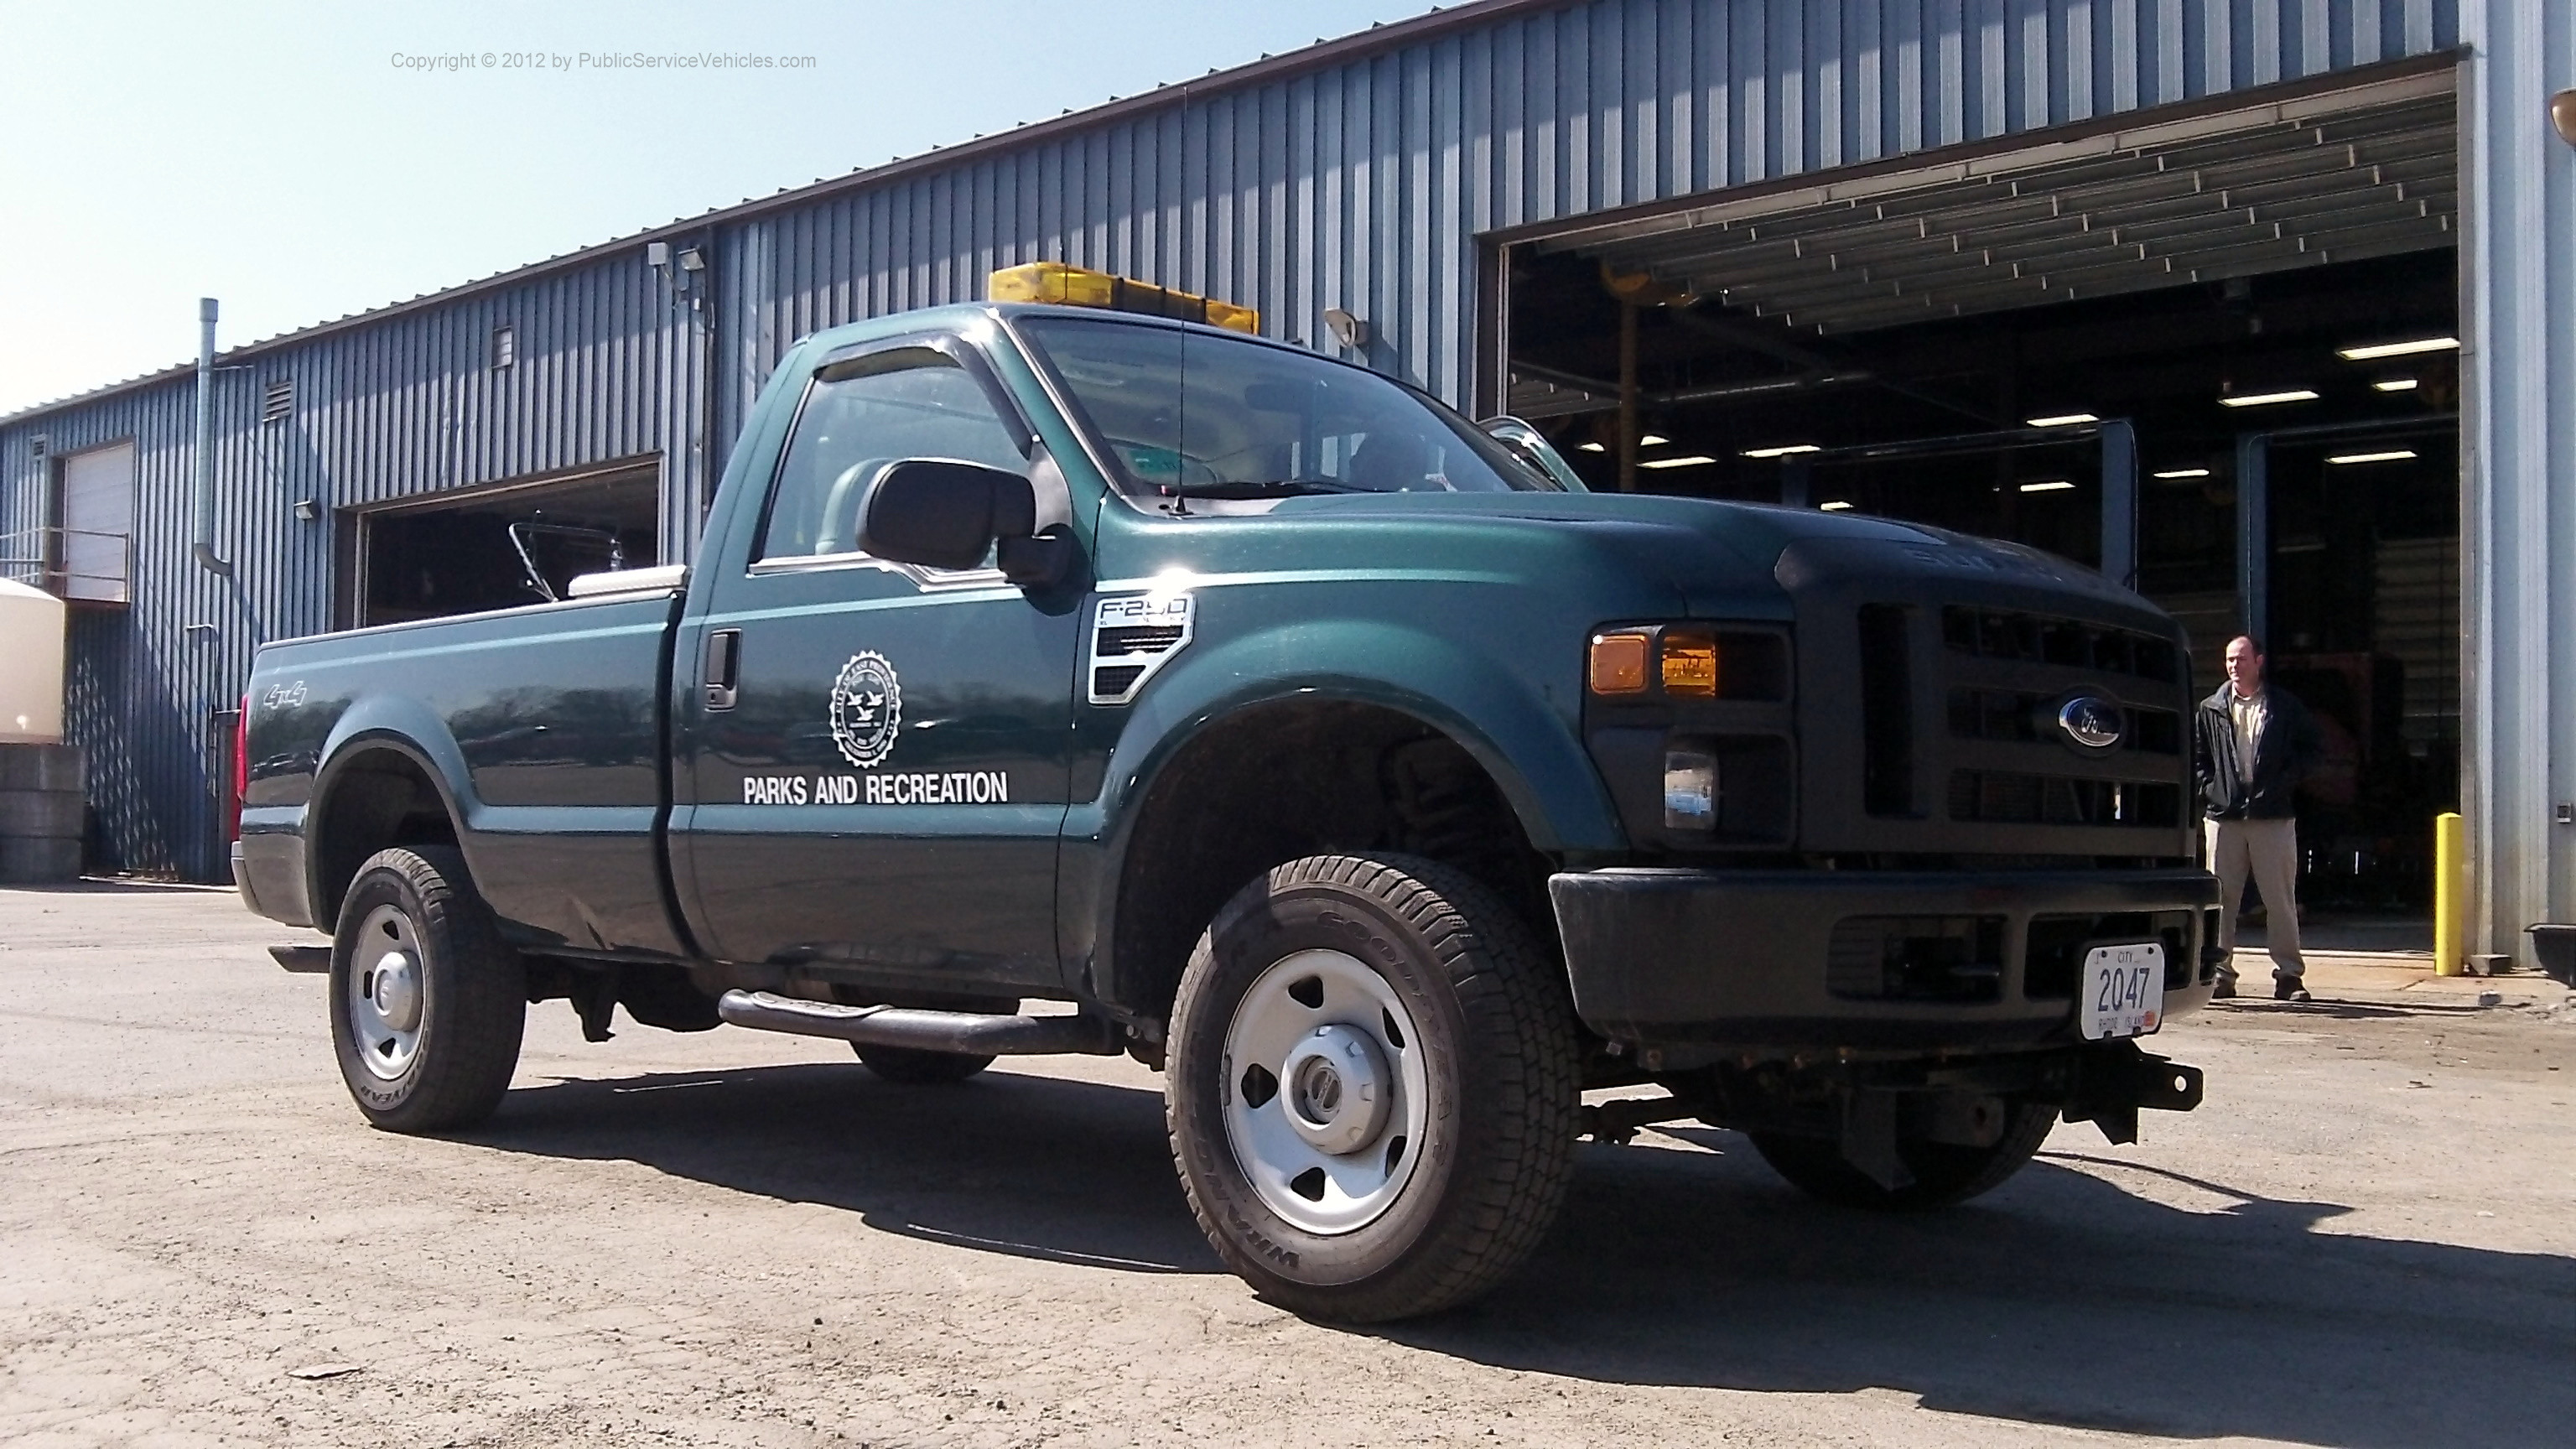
left=797, top=301, right=1347, bottom=366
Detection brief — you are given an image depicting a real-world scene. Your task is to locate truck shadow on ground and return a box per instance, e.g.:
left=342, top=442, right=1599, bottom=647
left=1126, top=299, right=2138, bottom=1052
left=473, top=1063, right=2574, bottom=1449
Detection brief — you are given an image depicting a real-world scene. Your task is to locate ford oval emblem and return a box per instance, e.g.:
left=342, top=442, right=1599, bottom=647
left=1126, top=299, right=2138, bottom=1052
left=2058, top=695, right=2125, bottom=751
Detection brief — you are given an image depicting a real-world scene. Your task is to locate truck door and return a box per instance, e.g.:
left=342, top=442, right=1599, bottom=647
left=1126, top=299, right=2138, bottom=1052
left=673, top=337, right=1079, bottom=989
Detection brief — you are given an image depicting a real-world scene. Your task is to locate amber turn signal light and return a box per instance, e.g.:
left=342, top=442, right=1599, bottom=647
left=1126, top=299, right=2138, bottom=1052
left=1588, top=631, right=1650, bottom=693
left=1660, top=631, right=1719, bottom=697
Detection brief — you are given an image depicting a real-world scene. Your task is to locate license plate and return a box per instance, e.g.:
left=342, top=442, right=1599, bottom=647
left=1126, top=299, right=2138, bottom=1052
left=2080, top=943, right=2165, bottom=1041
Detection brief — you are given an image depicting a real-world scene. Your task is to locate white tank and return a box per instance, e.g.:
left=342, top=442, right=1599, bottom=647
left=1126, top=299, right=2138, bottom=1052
left=0, top=579, right=66, bottom=745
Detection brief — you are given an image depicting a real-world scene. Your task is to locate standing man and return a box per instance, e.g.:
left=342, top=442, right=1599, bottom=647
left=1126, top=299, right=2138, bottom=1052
left=2196, top=636, right=2324, bottom=1000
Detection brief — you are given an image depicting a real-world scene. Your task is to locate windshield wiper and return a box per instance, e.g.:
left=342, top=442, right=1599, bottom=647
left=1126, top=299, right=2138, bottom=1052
left=1161, top=476, right=1384, bottom=499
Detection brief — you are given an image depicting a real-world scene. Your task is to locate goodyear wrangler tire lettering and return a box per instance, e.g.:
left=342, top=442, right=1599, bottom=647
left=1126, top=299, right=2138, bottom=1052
left=1164, top=853, right=1581, bottom=1322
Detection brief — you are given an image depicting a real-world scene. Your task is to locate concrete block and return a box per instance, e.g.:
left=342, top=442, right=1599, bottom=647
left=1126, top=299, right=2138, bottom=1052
left=0, top=789, right=83, bottom=839
left=0, top=744, right=82, bottom=793
left=0, top=835, right=80, bottom=883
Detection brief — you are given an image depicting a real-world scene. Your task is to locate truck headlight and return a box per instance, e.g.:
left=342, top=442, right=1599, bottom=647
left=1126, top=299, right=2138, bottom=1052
left=1663, top=747, right=1719, bottom=830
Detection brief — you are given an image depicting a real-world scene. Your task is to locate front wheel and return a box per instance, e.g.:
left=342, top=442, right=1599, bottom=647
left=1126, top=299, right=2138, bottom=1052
left=1166, top=854, right=1580, bottom=1322
left=1749, top=1101, right=2059, bottom=1210
left=329, top=845, right=526, bottom=1133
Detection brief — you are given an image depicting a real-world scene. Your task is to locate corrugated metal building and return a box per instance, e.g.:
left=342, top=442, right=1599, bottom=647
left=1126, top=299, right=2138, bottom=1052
left=3, top=0, right=2571, bottom=959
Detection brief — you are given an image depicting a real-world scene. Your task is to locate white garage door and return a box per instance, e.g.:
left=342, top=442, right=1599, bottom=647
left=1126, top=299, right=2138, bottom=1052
left=58, top=441, right=133, bottom=604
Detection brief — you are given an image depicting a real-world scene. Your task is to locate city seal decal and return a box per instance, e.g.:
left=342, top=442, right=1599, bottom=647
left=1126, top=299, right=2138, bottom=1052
left=828, top=651, right=903, bottom=769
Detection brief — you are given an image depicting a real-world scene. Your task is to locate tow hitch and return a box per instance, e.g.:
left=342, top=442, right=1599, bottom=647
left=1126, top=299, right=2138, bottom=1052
left=2063, top=1040, right=2205, bottom=1145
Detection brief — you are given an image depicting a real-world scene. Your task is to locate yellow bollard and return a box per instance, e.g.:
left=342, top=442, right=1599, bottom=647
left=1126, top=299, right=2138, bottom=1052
left=2433, top=812, right=2467, bottom=977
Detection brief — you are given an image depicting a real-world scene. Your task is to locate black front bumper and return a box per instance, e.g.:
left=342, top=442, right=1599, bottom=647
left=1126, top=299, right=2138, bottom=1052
left=1550, top=866, right=2220, bottom=1052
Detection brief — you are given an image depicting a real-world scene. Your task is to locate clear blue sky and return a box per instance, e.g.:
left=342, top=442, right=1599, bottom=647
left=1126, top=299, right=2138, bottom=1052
left=0, top=0, right=1441, bottom=417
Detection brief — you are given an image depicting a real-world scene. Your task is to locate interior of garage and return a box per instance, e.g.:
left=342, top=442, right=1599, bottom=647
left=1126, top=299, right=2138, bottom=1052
left=1496, top=75, right=2459, bottom=911
left=343, top=462, right=662, bottom=628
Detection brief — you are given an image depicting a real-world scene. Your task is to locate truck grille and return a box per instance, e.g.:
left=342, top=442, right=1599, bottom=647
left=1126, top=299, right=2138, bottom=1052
left=1947, top=688, right=2182, bottom=754
left=1857, top=604, right=1914, bottom=817
left=1947, top=771, right=2183, bottom=827
left=1940, top=605, right=2181, bottom=683
left=1777, top=532, right=2197, bottom=859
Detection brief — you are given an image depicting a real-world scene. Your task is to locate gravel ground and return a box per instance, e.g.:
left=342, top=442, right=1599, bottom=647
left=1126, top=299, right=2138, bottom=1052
left=3, top=881, right=2571, bottom=1448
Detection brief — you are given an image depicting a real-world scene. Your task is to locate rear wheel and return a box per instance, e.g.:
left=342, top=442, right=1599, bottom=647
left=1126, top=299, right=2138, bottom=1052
left=1166, top=854, right=1580, bottom=1322
left=1749, top=1101, right=2059, bottom=1210
left=329, top=846, right=525, bottom=1133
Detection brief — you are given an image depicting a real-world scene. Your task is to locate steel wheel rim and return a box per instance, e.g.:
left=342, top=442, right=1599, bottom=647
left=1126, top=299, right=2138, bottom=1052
left=347, top=904, right=426, bottom=1082
left=1220, top=947, right=1431, bottom=1235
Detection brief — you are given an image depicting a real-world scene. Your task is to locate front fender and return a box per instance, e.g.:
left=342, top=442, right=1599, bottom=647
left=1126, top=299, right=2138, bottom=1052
left=1095, top=616, right=1623, bottom=857
left=1061, top=616, right=1627, bottom=1009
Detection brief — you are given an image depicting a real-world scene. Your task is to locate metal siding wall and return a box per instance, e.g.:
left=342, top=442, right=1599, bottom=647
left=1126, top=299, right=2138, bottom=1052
left=0, top=249, right=699, bottom=878
left=0, top=0, right=2467, bottom=877
left=2459, top=0, right=2574, bottom=953
left=724, top=0, right=2457, bottom=405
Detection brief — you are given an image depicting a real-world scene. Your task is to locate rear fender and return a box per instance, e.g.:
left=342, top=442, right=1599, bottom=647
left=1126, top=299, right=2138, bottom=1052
left=304, top=697, right=479, bottom=926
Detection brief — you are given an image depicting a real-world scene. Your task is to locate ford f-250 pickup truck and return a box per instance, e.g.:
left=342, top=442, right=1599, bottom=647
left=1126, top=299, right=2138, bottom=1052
left=238, top=265, right=2220, bottom=1322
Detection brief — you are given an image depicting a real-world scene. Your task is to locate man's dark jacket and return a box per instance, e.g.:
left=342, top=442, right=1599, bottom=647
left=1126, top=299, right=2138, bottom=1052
left=2194, top=682, right=2323, bottom=820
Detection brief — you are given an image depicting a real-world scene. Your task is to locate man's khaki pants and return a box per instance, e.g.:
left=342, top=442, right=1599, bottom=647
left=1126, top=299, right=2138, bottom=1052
left=2205, top=816, right=2304, bottom=982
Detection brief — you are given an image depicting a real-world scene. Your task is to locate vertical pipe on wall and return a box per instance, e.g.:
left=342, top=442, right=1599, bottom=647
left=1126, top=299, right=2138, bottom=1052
left=190, top=299, right=231, bottom=576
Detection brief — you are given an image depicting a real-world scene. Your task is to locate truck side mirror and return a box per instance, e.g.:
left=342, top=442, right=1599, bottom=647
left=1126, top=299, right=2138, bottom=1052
left=856, top=459, right=1039, bottom=572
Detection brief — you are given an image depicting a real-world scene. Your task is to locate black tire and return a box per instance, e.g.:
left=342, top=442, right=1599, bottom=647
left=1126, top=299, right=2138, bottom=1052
left=1749, top=1101, right=2059, bottom=1211
left=329, top=845, right=526, bottom=1133
left=1166, top=853, right=1580, bottom=1322
left=851, top=1044, right=996, bottom=1084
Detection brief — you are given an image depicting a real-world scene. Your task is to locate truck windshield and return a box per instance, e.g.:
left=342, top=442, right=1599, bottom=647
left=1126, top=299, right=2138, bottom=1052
left=1014, top=315, right=1566, bottom=500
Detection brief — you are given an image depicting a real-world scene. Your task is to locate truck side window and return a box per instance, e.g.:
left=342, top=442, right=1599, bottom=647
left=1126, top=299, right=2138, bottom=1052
left=759, top=348, right=1028, bottom=562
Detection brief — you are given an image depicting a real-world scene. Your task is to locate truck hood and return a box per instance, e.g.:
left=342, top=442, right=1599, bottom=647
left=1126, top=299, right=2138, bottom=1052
left=1264, top=488, right=2137, bottom=620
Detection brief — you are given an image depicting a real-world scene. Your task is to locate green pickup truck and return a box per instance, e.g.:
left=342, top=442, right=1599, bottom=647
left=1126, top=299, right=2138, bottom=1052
left=238, top=277, right=2219, bottom=1322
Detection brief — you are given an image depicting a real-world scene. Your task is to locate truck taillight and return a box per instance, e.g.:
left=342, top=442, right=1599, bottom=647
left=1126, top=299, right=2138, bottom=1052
left=232, top=696, right=248, bottom=842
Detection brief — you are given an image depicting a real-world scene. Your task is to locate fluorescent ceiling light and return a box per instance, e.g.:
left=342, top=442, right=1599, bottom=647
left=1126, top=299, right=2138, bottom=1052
left=2153, top=467, right=2213, bottom=480
left=1818, top=501, right=1854, bottom=512
left=2220, top=389, right=2321, bottom=408
left=1577, top=442, right=1607, bottom=452
left=2019, top=480, right=2077, bottom=492
left=2337, top=336, right=2459, bottom=361
left=2327, top=449, right=2419, bottom=465
left=1638, top=454, right=1717, bottom=470
left=2026, top=413, right=2099, bottom=428
left=1742, top=443, right=1822, bottom=459
left=1639, top=434, right=1669, bottom=447
left=2373, top=378, right=2421, bottom=392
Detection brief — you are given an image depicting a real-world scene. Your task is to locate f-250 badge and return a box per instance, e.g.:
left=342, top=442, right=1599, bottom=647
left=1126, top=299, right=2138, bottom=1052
left=828, top=652, right=902, bottom=769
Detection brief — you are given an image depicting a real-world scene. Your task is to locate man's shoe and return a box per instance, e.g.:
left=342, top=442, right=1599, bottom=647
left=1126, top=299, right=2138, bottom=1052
left=2273, top=975, right=2311, bottom=1003
left=2211, top=978, right=2238, bottom=1000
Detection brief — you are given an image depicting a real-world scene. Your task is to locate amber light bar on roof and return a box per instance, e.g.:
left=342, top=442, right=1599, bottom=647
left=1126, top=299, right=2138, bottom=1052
left=989, top=262, right=1261, bottom=335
